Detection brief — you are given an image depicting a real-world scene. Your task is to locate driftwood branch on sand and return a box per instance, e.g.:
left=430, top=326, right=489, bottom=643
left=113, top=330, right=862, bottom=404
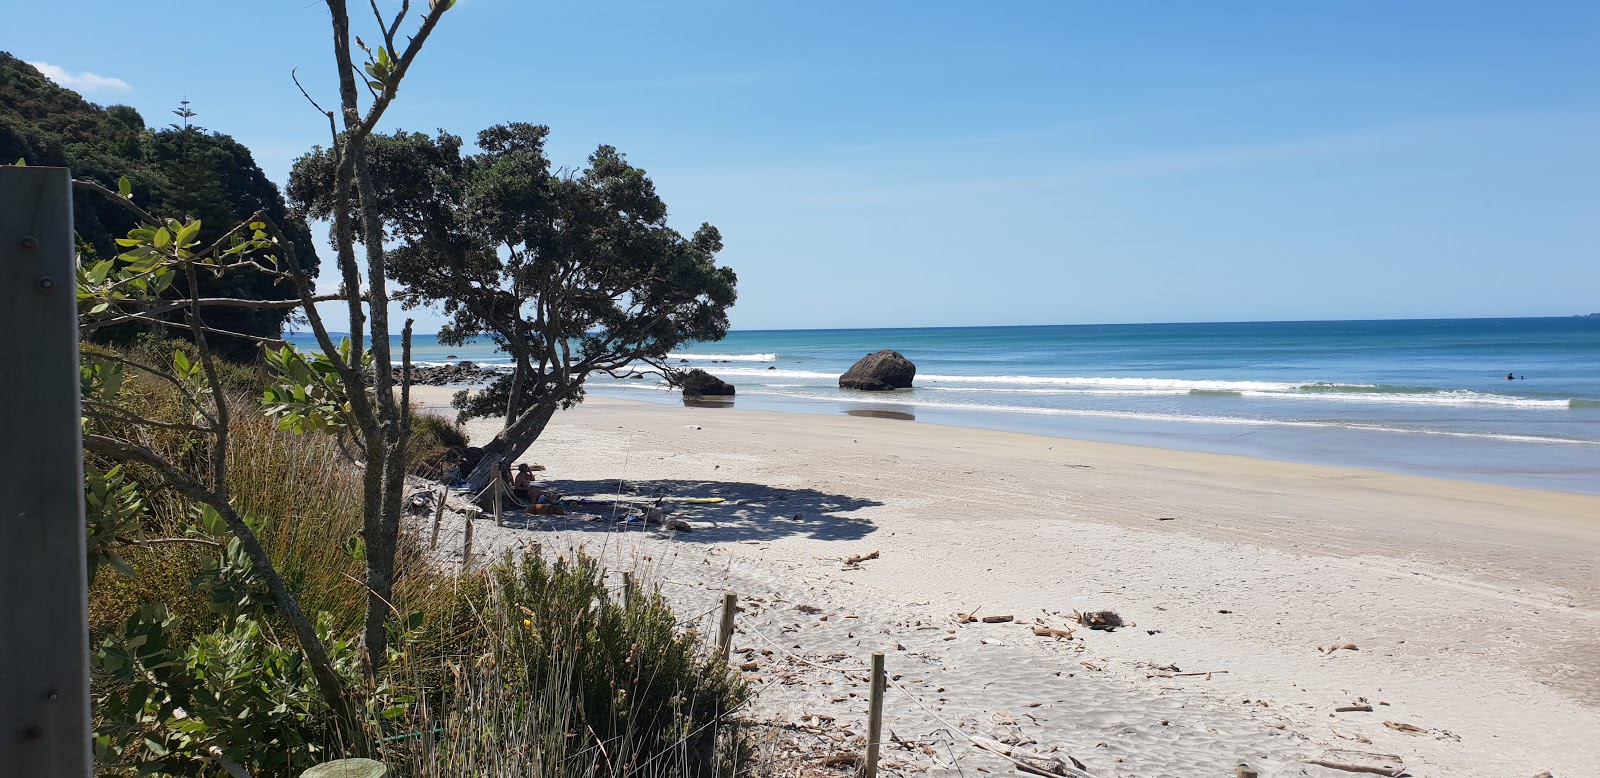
left=1304, top=749, right=1405, bottom=776
left=970, top=735, right=1099, bottom=778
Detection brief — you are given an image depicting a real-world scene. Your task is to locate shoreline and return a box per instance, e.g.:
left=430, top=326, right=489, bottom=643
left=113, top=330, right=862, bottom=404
left=412, top=387, right=1600, bottom=776
left=584, top=383, right=1600, bottom=496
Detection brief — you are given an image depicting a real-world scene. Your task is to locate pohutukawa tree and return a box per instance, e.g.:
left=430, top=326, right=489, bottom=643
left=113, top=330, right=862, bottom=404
left=290, top=123, right=738, bottom=489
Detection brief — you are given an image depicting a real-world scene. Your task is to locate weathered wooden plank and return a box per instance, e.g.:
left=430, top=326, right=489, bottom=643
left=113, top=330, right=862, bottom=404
left=0, top=165, right=91, bottom=777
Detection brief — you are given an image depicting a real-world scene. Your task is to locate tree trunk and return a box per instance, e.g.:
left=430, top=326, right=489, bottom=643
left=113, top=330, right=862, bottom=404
left=360, top=442, right=391, bottom=672
left=463, top=401, right=560, bottom=492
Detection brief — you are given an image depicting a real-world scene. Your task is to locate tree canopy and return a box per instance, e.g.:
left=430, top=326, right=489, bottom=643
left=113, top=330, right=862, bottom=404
left=289, top=123, right=737, bottom=484
left=1, top=52, right=320, bottom=358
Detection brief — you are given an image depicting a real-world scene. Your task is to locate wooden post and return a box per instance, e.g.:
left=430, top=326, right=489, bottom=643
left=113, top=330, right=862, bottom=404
left=0, top=165, right=91, bottom=778
left=461, top=512, right=475, bottom=574
left=865, top=652, right=885, bottom=778
left=622, top=571, right=635, bottom=602
left=493, top=474, right=504, bottom=527
left=430, top=486, right=446, bottom=550
left=1235, top=766, right=1259, bottom=778
left=716, top=592, right=738, bottom=660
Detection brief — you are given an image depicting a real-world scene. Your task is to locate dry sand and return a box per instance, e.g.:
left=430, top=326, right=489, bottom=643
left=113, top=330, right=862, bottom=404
left=410, top=388, right=1600, bottom=777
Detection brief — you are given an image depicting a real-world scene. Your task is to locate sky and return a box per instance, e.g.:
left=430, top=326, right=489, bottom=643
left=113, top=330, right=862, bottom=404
left=10, top=1, right=1599, bottom=332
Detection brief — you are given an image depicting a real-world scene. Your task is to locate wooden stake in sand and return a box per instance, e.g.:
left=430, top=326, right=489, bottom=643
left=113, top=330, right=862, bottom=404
left=717, top=592, right=738, bottom=660
left=0, top=165, right=91, bottom=778
left=865, top=652, right=886, bottom=778
left=623, top=571, right=635, bottom=602
left=430, top=486, right=446, bottom=550
left=462, top=514, right=475, bottom=574
left=493, top=474, right=504, bottom=527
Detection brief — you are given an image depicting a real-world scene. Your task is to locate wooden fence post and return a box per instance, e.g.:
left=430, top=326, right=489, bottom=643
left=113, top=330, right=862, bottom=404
left=1235, top=765, right=1259, bottom=778
left=622, top=571, right=635, bottom=602
left=493, top=474, right=504, bottom=527
left=461, top=513, right=475, bottom=574
left=717, top=592, right=738, bottom=660
left=0, top=165, right=91, bottom=778
left=865, top=652, right=885, bottom=778
left=430, top=486, right=447, bottom=550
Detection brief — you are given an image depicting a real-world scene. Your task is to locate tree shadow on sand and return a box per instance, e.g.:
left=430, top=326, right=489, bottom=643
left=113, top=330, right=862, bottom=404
left=495, top=478, right=881, bottom=543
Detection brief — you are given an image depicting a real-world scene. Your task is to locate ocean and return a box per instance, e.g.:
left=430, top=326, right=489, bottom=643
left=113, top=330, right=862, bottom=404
left=289, top=317, right=1600, bottom=495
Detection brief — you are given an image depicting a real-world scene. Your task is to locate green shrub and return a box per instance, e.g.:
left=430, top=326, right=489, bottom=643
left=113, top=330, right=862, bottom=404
left=382, top=552, right=749, bottom=777
left=407, top=411, right=468, bottom=478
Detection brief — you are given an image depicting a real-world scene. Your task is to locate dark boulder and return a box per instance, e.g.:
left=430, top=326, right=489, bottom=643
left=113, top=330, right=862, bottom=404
left=839, top=350, right=916, bottom=391
left=458, top=360, right=477, bottom=369
left=677, top=368, right=735, bottom=396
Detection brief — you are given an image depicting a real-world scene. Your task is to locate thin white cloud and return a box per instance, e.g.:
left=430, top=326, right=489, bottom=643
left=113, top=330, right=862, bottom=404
left=26, top=61, right=131, bottom=93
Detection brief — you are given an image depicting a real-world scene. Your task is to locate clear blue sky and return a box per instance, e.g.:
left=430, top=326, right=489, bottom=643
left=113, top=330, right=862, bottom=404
left=13, top=1, right=1600, bottom=332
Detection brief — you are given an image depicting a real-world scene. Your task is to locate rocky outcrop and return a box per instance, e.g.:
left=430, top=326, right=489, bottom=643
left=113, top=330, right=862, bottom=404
left=676, top=368, right=735, bottom=396
left=839, top=350, right=916, bottom=391
left=387, top=362, right=501, bottom=386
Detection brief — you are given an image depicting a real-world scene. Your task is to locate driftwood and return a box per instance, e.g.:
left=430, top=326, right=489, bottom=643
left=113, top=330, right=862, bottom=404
left=1382, top=721, right=1425, bottom=734
left=1032, top=625, right=1074, bottom=640
left=1305, top=749, right=1404, bottom=777
left=1321, top=642, right=1360, bottom=655
left=981, top=614, right=1015, bottom=624
left=843, top=550, right=880, bottom=566
left=1334, top=704, right=1374, bottom=713
left=969, top=735, right=1098, bottom=778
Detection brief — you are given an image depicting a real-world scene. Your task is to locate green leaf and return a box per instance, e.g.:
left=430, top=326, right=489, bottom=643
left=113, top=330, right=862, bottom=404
left=152, top=228, right=172, bottom=249
left=89, top=302, right=110, bottom=315
left=176, top=220, right=202, bottom=248
left=117, top=176, right=132, bottom=198
left=12, top=158, right=24, bottom=166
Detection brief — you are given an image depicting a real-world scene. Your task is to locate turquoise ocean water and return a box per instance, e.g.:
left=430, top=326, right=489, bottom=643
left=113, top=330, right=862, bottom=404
left=290, top=318, right=1600, bottom=494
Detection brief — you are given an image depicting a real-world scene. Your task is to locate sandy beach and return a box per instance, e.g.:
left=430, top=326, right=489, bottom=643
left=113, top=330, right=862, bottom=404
left=411, top=388, right=1600, bottom=777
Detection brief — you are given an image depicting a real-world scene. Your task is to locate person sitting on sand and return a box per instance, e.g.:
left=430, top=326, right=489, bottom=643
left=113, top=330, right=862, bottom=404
left=512, top=463, right=551, bottom=504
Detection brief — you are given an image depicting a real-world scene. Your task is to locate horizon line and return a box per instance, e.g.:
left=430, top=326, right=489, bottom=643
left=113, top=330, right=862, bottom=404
left=286, top=313, right=1596, bottom=339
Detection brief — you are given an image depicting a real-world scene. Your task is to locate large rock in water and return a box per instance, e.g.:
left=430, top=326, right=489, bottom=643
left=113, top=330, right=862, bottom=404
left=839, top=350, right=916, bottom=391
left=677, top=368, right=735, bottom=396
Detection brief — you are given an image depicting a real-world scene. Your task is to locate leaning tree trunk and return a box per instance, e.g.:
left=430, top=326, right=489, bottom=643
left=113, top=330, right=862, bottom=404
left=463, top=401, right=560, bottom=492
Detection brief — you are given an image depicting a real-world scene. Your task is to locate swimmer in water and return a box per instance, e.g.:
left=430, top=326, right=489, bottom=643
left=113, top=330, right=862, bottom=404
left=1507, top=373, right=1516, bottom=380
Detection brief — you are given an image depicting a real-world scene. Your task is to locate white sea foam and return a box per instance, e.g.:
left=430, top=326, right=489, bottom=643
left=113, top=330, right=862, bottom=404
left=920, top=374, right=1301, bottom=391
left=666, top=352, right=778, bottom=362
left=720, top=371, right=1575, bottom=410
left=710, top=367, right=838, bottom=379
left=1239, top=389, right=1572, bottom=409
left=924, top=386, right=1192, bottom=397
left=733, top=387, right=1600, bottom=445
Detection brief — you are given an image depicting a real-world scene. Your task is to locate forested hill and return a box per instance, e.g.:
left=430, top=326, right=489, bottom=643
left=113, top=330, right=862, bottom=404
left=0, top=52, right=320, bottom=358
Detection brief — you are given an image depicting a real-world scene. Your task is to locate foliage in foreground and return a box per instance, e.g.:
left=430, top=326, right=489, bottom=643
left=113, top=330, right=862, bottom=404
left=86, top=345, right=747, bottom=778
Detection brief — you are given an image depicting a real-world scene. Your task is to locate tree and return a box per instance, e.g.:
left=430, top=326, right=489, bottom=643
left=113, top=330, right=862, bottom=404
left=0, top=52, right=320, bottom=359
left=289, top=123, right=738, bottom=489
left=262, top=0, right=454, bottom=674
